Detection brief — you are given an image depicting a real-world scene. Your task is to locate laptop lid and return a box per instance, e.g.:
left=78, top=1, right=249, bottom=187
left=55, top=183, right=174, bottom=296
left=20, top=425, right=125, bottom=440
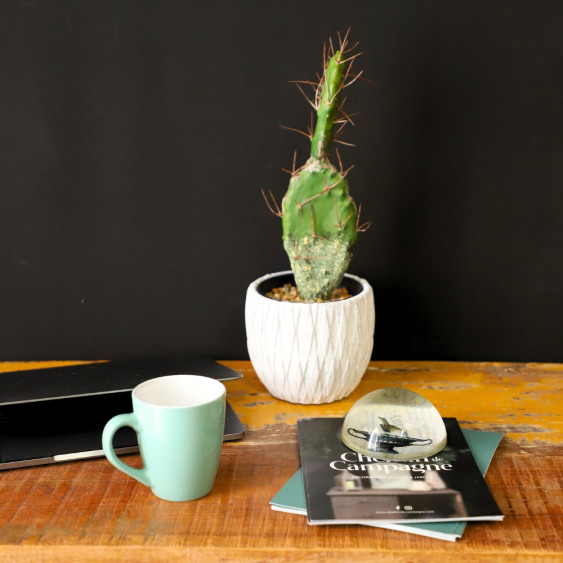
left=0, top=357, right=245, bottom=470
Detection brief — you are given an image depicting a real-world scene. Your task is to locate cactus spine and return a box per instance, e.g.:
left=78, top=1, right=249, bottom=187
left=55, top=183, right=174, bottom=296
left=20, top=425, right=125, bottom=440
left=278, top=33, right=366, bottom=301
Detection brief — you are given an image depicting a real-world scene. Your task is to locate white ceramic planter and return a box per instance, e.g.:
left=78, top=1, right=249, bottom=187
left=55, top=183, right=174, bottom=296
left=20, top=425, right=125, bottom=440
left=245, top=271, right=375, bottom=404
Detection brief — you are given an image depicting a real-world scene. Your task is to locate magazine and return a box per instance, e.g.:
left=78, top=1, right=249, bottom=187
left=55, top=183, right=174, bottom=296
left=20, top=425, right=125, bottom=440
left=270, top=426, right=503, bottom=541
left=297, top=417, right=503, bottom=526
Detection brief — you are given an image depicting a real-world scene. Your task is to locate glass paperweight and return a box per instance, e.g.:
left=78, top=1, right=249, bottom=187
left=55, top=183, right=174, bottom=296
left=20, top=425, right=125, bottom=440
left=341, top=387, right=447, bottom=461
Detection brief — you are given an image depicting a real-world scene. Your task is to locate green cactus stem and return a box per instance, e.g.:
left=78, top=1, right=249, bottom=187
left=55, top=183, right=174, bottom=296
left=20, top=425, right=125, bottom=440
left=310, top=49, right=347, bottom=160
left=279, top=36, right=365, bottom=301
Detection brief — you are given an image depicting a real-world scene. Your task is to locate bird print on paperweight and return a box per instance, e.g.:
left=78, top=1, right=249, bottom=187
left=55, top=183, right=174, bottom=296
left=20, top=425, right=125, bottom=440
left=379, top=417, right=406, bottom=436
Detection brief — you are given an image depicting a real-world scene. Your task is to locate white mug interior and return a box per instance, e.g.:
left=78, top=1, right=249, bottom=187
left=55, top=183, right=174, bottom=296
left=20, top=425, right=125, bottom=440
left=134, top=374, right=225, bottom=408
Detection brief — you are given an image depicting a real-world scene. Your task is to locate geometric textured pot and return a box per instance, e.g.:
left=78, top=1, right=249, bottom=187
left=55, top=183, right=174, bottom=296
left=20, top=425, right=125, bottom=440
left=245, top=271, right=375, bottom=404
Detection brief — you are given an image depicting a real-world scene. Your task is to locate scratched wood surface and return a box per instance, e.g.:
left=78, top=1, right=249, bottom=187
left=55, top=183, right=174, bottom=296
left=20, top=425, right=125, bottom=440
left=0, top=360, right=561, bottom=562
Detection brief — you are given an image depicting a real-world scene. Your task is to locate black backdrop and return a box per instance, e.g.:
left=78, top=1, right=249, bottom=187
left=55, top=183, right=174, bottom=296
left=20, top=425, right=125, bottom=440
left=1, top=1, right=561, bottom=362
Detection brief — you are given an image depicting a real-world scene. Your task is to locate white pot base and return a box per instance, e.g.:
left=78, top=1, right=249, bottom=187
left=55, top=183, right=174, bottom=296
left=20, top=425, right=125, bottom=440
left=245, top=271, right=375, bottom=404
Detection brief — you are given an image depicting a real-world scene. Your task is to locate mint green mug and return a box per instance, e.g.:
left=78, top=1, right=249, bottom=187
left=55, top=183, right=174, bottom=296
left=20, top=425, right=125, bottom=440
left=102, top=374, right=226, bottom=502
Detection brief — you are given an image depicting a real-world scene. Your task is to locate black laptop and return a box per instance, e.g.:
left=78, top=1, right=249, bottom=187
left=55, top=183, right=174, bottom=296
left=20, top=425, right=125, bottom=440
left=0, top=357, right=245, bottom=470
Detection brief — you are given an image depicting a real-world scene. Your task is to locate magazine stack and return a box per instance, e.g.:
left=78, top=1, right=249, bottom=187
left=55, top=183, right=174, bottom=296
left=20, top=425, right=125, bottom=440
left=271, top=417, right=503, bottom=542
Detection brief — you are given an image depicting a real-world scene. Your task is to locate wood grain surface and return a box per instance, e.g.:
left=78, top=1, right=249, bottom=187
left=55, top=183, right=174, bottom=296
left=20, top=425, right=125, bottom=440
left=0, top=360, right=561, bottom=562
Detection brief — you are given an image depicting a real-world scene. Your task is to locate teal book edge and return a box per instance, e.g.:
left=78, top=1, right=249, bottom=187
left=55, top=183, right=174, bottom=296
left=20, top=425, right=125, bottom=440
left=270, top=427, right=503, bottom=542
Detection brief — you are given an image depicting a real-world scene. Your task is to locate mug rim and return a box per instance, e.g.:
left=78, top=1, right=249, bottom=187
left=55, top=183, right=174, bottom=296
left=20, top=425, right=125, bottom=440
left=133, top=374, right=226, bottom=408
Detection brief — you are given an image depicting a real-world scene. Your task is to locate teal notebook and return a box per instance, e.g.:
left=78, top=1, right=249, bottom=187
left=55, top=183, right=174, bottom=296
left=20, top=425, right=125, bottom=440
left=270, top=428, right=503, bottom=541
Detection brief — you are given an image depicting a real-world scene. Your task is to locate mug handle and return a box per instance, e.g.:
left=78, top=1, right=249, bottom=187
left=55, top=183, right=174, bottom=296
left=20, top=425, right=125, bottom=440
left=102, top=413, right=151, bottom=487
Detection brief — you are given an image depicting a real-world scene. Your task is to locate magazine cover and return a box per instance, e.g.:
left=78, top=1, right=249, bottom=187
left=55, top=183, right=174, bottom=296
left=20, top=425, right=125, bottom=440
left=271, top=427, right=503, bottom=541
left=298, top=417, right=503, bottom=525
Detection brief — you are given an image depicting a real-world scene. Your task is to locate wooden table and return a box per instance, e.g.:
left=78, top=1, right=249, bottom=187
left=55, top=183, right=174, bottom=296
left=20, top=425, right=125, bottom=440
left=0, top=360, right=561, bottom=562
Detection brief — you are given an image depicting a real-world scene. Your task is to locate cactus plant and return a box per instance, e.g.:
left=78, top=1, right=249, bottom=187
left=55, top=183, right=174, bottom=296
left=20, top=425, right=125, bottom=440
left=265, top=31, right=369, bottom=301
left=247, top=31, right=375, bottom=404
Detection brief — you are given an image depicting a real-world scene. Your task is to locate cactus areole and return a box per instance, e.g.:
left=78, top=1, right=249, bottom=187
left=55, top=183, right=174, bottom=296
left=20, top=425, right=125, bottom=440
left=279, top=39, right=366, bottom=301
